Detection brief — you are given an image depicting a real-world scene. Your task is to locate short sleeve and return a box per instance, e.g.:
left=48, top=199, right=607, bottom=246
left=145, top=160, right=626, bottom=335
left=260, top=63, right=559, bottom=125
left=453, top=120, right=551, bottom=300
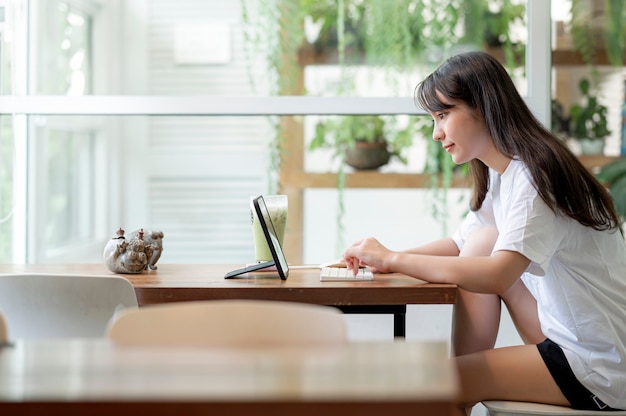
left=492, top=174, right=565, bottom=276
left=451, top=192, right=495, bottom=251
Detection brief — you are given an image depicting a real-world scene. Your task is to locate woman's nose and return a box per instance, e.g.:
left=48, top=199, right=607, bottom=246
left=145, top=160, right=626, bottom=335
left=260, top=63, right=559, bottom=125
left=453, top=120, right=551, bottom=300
left=432, top=124, right=443, bottom=142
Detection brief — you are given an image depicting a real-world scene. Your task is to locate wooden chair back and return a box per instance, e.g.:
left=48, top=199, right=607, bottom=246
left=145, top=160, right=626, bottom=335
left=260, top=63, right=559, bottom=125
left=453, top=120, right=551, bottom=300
left=107, top=299, right=348, bottom=347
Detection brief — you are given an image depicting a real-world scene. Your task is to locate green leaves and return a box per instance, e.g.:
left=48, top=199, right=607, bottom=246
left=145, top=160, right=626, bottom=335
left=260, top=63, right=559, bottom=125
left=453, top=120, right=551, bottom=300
left=605, top=0, right=625, bottom=66
left=597, top=158, right=626, bottom=185
left=569, top=78, right=611, bottom=141
left=597, top=158, right=626, bottom=221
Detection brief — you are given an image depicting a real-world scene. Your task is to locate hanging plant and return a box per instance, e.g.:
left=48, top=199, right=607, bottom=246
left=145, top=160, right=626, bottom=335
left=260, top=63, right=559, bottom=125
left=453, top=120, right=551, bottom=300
left=416, top=118, right=469, bottom=235
left=603, top=0, right=625, bottom=66
left=240, top=0, right=304, bottom=194
left=569, top=0, right=601, bottom=86
left=569, top=0, right=626, bottom=79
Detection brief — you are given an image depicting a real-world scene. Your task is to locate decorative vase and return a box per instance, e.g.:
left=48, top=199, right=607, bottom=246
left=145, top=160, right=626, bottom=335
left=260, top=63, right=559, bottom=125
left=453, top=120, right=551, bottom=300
left=344, top=140, right=390, bottom=170
left=103, top=228, right=164, bottom=274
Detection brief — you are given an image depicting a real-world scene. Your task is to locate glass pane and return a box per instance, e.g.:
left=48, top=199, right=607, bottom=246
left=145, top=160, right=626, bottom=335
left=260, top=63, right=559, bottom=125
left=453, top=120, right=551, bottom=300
left=23, top=114, right=274, bottom=264
left=45, top=128, right=95, bottom=245
left=32, top=1, right=91, bottom=95
left=0, top=0, right=24, bottom=257
left=0, top=115, right=14, bottom=262
left=26, top=115, right=100, bottom=261
left=17, top=0, right=528, bottom=97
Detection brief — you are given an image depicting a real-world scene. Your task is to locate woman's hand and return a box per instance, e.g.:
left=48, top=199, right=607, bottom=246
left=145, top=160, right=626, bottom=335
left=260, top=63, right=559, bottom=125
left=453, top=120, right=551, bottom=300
left=342, top=237, right=395, bottom=275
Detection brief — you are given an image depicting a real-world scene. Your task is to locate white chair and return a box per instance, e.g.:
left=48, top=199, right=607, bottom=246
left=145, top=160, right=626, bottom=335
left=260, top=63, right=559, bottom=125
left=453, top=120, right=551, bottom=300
left=482, top=401, right=626, bottom=416
left=0, top=273, right=138, bottom=340
left=107, top=299, right=348, bottom=347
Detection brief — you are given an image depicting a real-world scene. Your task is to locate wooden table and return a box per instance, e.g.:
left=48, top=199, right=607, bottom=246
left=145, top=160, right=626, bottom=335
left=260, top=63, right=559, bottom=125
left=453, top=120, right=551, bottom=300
left=0, top=339, right=458, bottom=416
left=0, top=264, right=457, bottom=338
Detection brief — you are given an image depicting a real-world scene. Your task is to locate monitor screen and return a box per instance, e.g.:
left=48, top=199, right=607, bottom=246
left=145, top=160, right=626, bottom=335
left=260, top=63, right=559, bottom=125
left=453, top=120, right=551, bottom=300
left=253, top=195, right=289, bottom=280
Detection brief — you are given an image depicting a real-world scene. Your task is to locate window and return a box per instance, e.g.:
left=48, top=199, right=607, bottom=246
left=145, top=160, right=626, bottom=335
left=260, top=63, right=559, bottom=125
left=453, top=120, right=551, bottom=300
left=0, top=1, right=551, bottom=264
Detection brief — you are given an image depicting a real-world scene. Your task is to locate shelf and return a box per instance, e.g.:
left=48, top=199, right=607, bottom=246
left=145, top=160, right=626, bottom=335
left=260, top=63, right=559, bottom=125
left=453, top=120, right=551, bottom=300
left=578, top=155, right=620, bottom=170
left=552, top=50, right=626, bottom=67
left=297, top=44, right=365, bottom=66
left=299, top=43, right=626, bottom=68
left=297, top=45, right=518, bottom=67
left=282, top=156, right=618, bottom=190
left=282, top=171, right=469, bottom=189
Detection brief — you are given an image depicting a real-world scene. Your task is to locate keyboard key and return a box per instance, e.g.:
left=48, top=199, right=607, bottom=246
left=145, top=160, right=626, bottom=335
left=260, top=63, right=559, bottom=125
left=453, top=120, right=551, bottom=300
left=320, top=267, right=374, bottom=281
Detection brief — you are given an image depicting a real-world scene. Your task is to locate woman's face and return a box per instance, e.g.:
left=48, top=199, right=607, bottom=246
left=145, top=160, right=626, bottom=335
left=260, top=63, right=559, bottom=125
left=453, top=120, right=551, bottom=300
left=429, top=92, right=494, bottom=166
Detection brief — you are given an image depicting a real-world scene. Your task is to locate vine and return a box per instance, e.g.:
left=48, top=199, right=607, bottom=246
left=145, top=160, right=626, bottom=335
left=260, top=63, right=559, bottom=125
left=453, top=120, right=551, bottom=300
left=240, top=0, right=304, bottom=194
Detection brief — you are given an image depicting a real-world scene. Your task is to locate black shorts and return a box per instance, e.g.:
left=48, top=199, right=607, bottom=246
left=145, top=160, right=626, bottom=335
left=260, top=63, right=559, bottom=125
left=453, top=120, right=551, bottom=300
left=537, top=338, right=622, bottom=411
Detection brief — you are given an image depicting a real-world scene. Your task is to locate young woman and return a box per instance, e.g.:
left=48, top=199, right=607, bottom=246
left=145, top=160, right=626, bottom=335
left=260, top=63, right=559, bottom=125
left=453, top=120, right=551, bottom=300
left=342, top=51, right=626, bottom=415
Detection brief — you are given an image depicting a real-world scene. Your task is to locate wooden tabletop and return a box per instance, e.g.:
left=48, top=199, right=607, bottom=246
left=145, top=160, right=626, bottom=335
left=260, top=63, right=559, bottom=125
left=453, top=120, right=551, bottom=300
left=0, top=339, right=458, bottom=416
left=0, top=263, right=457, bottom=307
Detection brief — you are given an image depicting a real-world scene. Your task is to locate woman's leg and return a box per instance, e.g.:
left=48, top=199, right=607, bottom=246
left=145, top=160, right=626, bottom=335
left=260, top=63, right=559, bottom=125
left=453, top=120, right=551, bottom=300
left=455, top=344, right=570, bottom=412
left=500, top=279, right=545, bottom=345
left=453, top=227, right=501, bottom=356
left=453, top=226, right=545, bottom=355
left=453, top=288, right=501, bottom=355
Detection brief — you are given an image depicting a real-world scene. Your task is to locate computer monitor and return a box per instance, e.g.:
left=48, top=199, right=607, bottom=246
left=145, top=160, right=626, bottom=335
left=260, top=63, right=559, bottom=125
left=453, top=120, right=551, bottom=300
left=253, top=195, right=289, bottom=280
left=224, top=195, right=289, bottom=280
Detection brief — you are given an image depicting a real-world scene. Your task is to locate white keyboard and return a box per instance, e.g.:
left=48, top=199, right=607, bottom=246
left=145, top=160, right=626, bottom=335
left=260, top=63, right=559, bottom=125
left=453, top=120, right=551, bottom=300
left=320, top=266, right=374, bottom=281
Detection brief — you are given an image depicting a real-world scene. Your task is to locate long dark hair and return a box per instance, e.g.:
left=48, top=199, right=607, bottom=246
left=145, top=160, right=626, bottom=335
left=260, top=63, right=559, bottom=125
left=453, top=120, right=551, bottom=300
left=415, top=51, right=620, bottom=231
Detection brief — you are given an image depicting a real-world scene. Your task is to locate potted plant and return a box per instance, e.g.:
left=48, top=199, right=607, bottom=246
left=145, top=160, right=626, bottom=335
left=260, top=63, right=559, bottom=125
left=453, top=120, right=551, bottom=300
left=568, top=78, right=611, bottom=155
left=597, top=157, right=626, bottom=225
left=309, top=115, right=412, bottom=171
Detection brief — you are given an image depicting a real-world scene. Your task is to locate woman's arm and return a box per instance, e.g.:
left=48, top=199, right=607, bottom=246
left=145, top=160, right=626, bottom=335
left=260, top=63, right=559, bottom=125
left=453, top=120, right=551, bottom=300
left=343, top=237, right=529, bottom=295
left=344, top=238, right=459, bottom=272
left=401, top=238, right=460, bottom=256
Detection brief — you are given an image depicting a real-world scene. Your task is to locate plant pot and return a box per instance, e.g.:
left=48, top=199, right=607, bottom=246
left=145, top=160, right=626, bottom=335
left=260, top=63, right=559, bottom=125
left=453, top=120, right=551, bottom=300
left=344, top=141, right=390, bottom=170
left=578, top=138, right=605, bottom=155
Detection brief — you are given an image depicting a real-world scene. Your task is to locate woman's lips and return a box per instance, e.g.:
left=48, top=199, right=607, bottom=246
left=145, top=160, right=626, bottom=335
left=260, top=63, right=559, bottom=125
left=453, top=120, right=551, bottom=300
left=443, top=143, right=454, bottom=153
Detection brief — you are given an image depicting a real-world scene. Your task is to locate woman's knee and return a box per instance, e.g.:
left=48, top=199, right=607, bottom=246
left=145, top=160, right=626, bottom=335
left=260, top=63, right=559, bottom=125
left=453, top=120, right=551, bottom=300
left=502, top=279, right=544, bottom=344
left=460, top=226, right=498, bottom=257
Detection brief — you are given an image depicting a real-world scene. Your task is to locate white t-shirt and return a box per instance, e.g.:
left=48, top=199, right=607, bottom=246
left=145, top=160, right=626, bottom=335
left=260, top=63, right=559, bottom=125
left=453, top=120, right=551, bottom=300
left=451, top=159, right=626, bottom=409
